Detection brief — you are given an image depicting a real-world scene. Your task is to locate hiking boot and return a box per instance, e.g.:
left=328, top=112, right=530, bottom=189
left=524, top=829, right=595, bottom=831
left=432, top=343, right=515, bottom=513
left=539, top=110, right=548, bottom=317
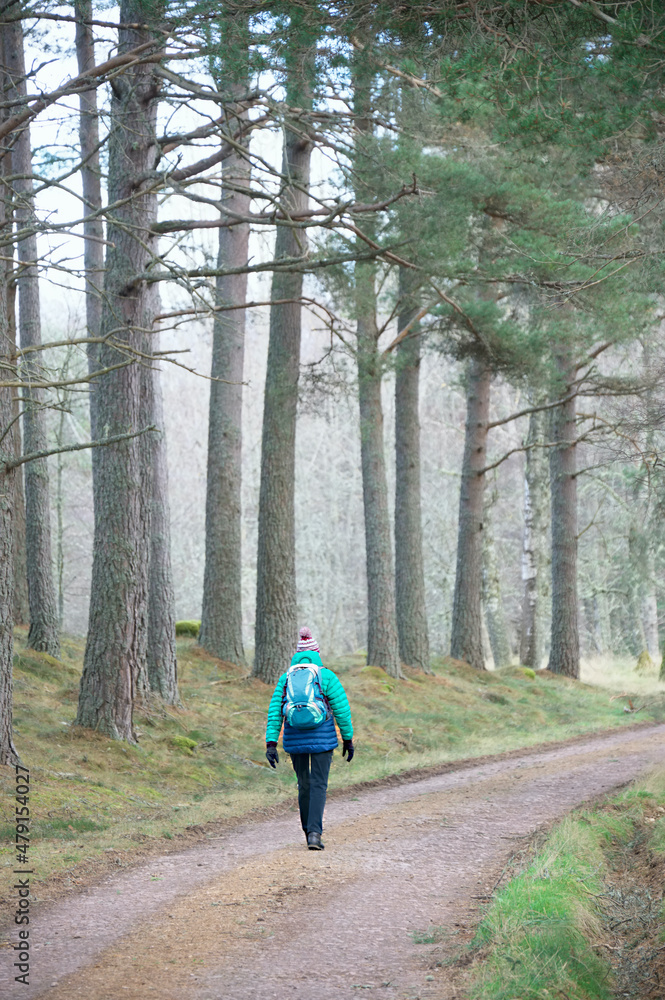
left=307, top=832, right=324, bottom=851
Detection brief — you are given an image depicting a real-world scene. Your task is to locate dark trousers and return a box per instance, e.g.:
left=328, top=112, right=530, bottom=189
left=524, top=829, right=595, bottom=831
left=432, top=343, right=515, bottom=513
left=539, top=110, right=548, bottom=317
left=290, top=750, right=333, bottom=835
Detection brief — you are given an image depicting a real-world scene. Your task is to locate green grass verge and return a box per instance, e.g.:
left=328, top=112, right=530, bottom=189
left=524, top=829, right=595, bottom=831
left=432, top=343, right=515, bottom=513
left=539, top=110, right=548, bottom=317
left=1, top=628, right=664, bottom=893
left=468, top=771, right=665, bottom=1000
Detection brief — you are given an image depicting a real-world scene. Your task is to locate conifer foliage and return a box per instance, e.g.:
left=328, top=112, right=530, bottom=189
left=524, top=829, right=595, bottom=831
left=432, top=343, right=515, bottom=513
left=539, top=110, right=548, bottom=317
left=1, top=2, right=665, bottom=758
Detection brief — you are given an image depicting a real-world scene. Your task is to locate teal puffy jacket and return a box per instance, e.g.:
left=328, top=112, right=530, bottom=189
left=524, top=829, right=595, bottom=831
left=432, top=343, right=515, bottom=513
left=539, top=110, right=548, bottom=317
left=265, top=651, right=353, bottom=754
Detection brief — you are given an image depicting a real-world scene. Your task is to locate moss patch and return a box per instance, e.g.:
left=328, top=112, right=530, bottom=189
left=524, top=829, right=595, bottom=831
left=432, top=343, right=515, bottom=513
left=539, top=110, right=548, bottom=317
left=175, top=620, right=201, bottom=638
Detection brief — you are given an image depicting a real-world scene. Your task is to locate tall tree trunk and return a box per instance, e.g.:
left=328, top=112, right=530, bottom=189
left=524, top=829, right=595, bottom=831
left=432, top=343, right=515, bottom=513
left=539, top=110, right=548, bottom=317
left=5, top=16, right=59, bottom=656
left=11, top=459, right=28, bottom=625
left=76, top=3, right=160, bottom=739
left=450, top=357, right=491, bottom=671
left=200, top=70, right=250, bottom=666
left=0, top=347, right=16, bottom=764
left=356, top=292, right=401, bottom=677
left=482, top=490, right=512, bottom=667
left=519, top=408, right=550, bottom=668
left=146, top=339, right=179, bottom=704
left=75, top=0, right=104, bottom=418
left=353, top=54, right=401, bottom=678
left=253, top=57, right=312, bottom=684
left=55, top=400, right=66, bottom=629
left=640, top=341, right=659, bottom=661
left=3, top=192, right=28, bottom=626
left=0, top=77, right=17, bottom=762
left=548, top=363, right=579, bottom=678
left=395, top=269, right=430, bottom=672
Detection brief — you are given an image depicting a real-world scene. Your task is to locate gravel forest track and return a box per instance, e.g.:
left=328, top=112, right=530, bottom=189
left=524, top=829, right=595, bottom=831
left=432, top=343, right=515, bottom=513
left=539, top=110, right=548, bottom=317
left=2, top=723, right=665, bottom=1000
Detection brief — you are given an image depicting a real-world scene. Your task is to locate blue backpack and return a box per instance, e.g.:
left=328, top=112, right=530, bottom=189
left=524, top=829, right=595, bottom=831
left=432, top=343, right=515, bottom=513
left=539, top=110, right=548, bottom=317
left=282, top=658, right=330, bottom=729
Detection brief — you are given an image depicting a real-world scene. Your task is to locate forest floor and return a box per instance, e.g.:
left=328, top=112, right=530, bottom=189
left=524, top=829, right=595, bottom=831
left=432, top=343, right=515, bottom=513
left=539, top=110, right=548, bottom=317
left=2, top=630, right=665, bottom=900
left=2, top=722, right=665, bottom=999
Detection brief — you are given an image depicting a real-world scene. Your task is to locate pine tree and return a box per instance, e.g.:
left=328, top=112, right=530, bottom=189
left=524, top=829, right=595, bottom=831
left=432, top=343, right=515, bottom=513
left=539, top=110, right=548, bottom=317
left=394, top=269, right=430, bottom=672
left=200, top=18, right=251, bottom=666
left=547, top=355, right=579, bottom=678
left=76, top=1, right=162, bottom=739
left=75, top=0, right=104, bottom=415
left=352, top=43, right=401, bottom=678
left=450, top=357, right=492, bottom=670
left=253, top=22, right=314, bottom=683
left=519, top=408, right=549, bottom=669
left=0, top=88, right=17, bottom=763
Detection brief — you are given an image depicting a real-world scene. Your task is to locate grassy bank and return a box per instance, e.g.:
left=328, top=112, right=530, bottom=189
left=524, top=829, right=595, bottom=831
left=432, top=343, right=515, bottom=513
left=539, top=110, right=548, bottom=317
left=466, top=770, right=665, bottom=1000
left=1, top=629, right=664, bottom=901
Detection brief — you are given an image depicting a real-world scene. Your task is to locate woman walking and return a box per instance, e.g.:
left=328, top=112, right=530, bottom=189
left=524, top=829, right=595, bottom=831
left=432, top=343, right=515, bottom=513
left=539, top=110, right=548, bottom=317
left=265, top=627, right=354, bottom=850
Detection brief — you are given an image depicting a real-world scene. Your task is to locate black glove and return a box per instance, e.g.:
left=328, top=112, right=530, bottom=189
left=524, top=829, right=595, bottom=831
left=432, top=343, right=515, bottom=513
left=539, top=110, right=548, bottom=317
left=342, top=739, right=354, bottom=762
left=265, top=742, right=279, bottom=768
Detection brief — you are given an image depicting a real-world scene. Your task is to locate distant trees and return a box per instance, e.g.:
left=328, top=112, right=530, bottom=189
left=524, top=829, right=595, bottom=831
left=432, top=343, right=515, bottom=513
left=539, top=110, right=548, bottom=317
left=482, top=488, right=512, bottom=668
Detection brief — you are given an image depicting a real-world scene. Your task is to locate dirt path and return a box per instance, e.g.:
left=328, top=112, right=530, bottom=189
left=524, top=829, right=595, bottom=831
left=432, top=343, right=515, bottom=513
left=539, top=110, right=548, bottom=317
left=3, top=724, right=665, bottom=1000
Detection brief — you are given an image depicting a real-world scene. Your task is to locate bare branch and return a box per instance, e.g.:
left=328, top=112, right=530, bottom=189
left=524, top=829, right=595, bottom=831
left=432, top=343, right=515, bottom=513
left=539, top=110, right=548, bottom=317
left=6, top=426, right=157, bottom=470
left=487, top=390, right=580, bottom=430
left=0, top=42, right=163, bottom=142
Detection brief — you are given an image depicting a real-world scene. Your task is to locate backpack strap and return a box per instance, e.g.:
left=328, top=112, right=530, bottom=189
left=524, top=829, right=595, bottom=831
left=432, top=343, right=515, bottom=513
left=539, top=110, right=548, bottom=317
left=311, top=665, right=332, bottom=718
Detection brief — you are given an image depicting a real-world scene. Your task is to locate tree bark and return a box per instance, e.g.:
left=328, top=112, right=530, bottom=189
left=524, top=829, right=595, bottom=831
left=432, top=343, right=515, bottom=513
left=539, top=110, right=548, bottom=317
left=5, top=16, right=59, bottom=656
left=450, top=357, right=491, bottom=671
left=146, top=339, right=179, bottom=704
left=200, top=70, right=250, bottom=666
left=76, top=2, right=161, bottom=740
left=353, top=54, right=401, bottom=679
left=395, top=270, right=430, bottom=672
left=253, top=58, right=312, bottom=684
left=356, top=295, right=401, bottom=677
left=482, top=490, right=512, bottom=667
left=547, top=363, right=579, bottom=678
left=3, top=190, right=28, bottom=626
left=55, top=401, right=66, bottom=629
left=519, top=408, right=550, bottom=668
left=11, top=457, right=28, bottom=625
left=75, top=0, right=104, bottom=419
left=0, top=355, right=16, bottom=764
left=0, top=81, right=18, bottom=763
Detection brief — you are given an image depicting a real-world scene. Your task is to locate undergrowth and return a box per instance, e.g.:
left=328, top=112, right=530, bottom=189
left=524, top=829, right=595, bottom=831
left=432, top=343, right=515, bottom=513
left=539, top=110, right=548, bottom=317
left=468, top=770, right=665, bottom=1000
left=1, top=628, right=663, bottom=897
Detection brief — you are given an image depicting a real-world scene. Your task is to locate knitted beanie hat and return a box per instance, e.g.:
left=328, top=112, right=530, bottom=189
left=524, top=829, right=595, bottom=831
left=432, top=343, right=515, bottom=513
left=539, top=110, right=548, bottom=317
left=296, top=626, right=320, bottom=653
